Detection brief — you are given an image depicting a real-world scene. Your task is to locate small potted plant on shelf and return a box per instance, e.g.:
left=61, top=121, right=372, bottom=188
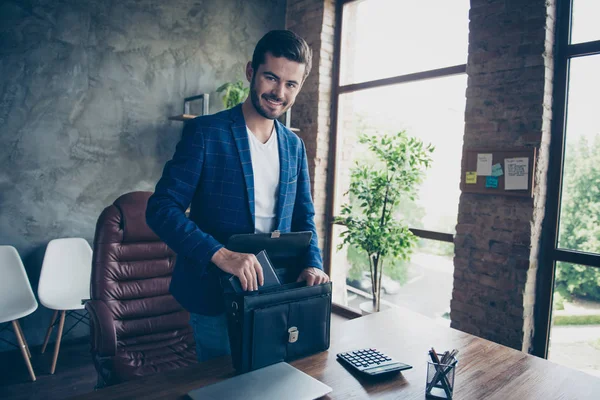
left=336, top=131, right=434, bottom=313
left=216, top=80, right=249, bottom=109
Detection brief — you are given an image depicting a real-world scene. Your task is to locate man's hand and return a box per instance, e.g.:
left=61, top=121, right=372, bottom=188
left=296, top=267, right=330, bottom=286
left=211, top=248, right=264, bottom=291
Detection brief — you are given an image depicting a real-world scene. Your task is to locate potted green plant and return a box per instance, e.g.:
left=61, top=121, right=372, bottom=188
left=216, top=80, right=250, bottom=109
left=336, top=131, right=434, bottom=313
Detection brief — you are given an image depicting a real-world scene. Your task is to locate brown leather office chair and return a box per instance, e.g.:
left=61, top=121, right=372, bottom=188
left=85, top=191, right=196, bottom=387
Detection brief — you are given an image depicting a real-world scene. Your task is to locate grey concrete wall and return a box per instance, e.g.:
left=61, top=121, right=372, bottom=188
left=0, top=0, right=286, bottom=351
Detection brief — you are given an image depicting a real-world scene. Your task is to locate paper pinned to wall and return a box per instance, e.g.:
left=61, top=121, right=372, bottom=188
left=476, top=153, right=493, bottom=176
left=504, top=157, right=529, bottom=190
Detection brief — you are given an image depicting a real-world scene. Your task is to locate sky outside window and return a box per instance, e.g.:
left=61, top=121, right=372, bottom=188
left=341, top=0, right=469, bottom=85
left=571, top=0, right=600, bottom=44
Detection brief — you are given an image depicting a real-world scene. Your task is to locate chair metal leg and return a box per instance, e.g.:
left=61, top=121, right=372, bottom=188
left=41, top=310, right=59, bottom=354
left=14, top=320, right=32, bottom=359
left=12, top=320, right=36, bottom=381
left=50, top=310, right=66, bottom=375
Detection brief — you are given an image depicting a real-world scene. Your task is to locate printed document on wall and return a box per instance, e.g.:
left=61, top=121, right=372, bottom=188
left=504, top=157, right=529, bottom=190
left=476, top=153, right=493, bottom=176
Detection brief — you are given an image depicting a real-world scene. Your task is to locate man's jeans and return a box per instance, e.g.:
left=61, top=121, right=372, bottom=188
left=189, top=313, right=231, bottom=363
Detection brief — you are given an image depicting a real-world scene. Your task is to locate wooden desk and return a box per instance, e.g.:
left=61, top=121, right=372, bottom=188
left=72, top=307, right=600, bottom=399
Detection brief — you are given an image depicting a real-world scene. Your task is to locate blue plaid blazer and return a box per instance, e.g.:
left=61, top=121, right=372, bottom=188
left=146, top=104, right=323, bottom=315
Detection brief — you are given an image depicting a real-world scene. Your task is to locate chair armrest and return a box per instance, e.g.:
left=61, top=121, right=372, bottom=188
left=85, top=300, right=117, bottom=357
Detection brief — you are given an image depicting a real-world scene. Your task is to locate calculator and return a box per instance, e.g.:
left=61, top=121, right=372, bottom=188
left=337, top=348, right=413, bottom=376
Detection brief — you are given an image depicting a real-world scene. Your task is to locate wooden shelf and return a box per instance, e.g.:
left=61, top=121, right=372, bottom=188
left=168, top=114, right=300, bottom=132
left=168, top=114, right=197, bottom=121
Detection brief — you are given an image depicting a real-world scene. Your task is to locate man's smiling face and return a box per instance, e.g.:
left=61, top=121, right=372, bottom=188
left=247, top=52, right=306, bottom=120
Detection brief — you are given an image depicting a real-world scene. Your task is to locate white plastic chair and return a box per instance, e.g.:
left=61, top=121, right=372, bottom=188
left=0, top=246, right=38, bottom=381
left=38, top=238, right=92, bottom=374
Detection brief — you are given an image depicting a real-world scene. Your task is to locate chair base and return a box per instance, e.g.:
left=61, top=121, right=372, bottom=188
left=0, top=320, right=36, bottom=381
left=40, top=309, right=90, bottom=374
left=90, top=338, right=198, bottom=387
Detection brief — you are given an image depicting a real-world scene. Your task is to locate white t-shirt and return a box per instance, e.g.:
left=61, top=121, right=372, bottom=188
left=247, top=126, right=280, bottom=233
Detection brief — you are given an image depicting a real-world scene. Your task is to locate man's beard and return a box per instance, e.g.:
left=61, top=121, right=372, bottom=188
left=249, top=74, right=290, bottom=120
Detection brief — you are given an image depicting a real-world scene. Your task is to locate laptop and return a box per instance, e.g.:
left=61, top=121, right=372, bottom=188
left=187, top=362, right=332, bottom=400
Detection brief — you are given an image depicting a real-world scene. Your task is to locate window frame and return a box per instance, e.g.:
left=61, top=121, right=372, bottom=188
left=325, top=0, right=466, bottom=309
left=535, top=0, right=600, bottom=358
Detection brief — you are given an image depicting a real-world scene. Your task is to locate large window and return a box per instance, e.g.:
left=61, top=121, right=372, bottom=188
left=335, top=76, right=466, bottom=234
left=339, top=0, right=469, bottom=85
left=329, top=0, right=469, bottom=321
left=538, top=0, right=600, bottom=377
left=556, top=55, right=600, bottom=255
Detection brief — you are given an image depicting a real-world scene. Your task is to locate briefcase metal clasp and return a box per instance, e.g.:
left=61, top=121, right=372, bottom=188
left=288, top=327, right=299, bottom=343
left=271, top=230, right=281, bottom=238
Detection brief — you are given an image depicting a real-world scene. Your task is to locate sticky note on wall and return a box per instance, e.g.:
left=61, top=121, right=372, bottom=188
left=491, top=163, right=503, bottom=177
left=485, top=176, right=498, bottom=188
left=466, top=171, right=477, bottom=184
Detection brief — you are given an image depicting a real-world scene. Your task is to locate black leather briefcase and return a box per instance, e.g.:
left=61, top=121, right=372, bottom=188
left=222, top=231, right=332, bottom=373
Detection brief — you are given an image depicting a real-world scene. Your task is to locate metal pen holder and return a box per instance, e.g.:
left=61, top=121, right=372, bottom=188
left=425, top=355, right=457, bottom=399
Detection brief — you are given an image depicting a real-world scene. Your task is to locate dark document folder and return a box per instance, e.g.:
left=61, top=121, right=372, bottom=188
left=226, top=231, right=312, bottom=258
left=228, top=250, right=281, bottom=293
left=225, top=231, right=313, bottom=285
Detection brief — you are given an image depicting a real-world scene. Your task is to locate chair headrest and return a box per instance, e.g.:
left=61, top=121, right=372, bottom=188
left=113, top=191, right=159, bottom=243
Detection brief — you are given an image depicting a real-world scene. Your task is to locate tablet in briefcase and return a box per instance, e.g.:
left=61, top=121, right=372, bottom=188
left=227, top=230, right=313, bottom=283
left=227, top=250, right=281, bottom=293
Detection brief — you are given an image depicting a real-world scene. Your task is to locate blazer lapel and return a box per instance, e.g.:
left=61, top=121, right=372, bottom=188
left=231, top=105, right=255, bottom=227
left=275, top=120, right=290, bottom=231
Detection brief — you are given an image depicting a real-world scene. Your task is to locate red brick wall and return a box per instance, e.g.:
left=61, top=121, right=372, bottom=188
left=285, top=0, right=336, bottom=264
left=452, top=0, right=556, bottom=351
left=289, top=0, right=556, bottom=352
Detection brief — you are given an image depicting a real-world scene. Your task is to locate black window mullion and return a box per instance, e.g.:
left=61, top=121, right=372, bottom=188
left=331, top=220, right=454, bottom=244
left=324, top=0, right=345, bottom=277
left=409, top=229, right=454, bottom=243
left=534, top=0, right=574, bottom=359
left=338, top=64, right=467, bottom=94
left=554, top=249, right=600, bottom=269
left=566, top=39, right=600, bottom=58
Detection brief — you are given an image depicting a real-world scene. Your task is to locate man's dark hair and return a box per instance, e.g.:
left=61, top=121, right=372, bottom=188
left=251, top=30, right=312, bottom=81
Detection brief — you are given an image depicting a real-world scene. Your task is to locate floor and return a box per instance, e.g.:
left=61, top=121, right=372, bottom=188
left=0, top=337, right=96, bottom=400
left=0, top=313, right=351, bottom=400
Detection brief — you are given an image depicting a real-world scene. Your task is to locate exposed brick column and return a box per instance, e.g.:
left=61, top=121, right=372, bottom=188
left=451, top=0, right=556, bottom=352
left=286, top=1, right=336, bottom=266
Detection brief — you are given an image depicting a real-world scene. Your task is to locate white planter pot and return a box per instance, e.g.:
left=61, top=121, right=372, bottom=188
left=359, top=301, right=389, bottom=316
